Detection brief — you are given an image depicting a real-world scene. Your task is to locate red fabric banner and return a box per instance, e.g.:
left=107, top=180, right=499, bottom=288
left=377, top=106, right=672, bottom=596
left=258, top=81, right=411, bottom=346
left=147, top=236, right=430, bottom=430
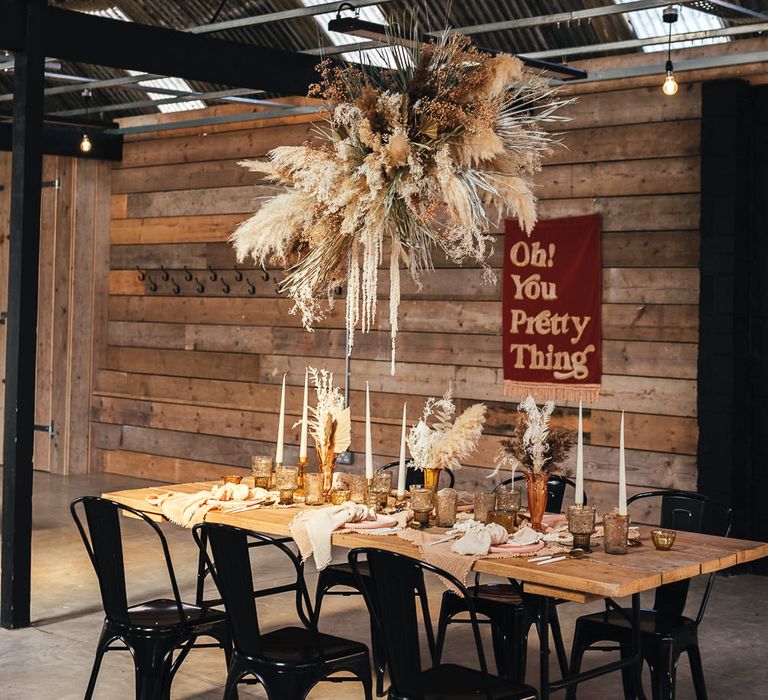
left=502, top=214, right=602, bottom=403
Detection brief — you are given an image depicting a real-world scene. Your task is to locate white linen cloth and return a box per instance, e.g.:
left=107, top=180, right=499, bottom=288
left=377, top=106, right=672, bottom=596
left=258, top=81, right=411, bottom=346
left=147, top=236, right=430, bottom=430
left=288, top=502, right=375, bottom=570
left=451, top=520, right=510, bottom=556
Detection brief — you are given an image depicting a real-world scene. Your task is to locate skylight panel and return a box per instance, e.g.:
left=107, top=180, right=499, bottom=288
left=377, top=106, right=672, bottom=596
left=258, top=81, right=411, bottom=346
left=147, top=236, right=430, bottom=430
left=299, top=0, right=399, bottom=68
left=616, top=1, right=729, bottom=51
left=90, top=7, right=205, bottom=112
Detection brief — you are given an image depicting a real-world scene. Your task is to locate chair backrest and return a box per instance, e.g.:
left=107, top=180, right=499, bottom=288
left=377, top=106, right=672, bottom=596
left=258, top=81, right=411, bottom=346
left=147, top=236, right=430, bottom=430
left=627, top=490, right=732, bottom=620
left=497, top=474, right=585, bottom=511
left=70, top=496, right=184, bottom=625
left=193, top=523, right=317, bottom=658
left=378, top=461, right=456, bottom=489
left=349, top=547, right=493, bottom=700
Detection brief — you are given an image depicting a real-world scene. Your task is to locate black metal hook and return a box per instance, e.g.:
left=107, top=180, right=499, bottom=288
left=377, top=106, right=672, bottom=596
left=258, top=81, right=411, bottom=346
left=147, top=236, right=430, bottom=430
left=147, top=275, right=158, bottom=293
left=170, top=277, right=180, bottom=294
left=183, top=265, right=193, bottom=282
left=136, top=266, right=146, bottom=281
left=208, top=265, right=218, bottom=281
left=194, top=276, right=205, bottom=294
left=233, top=264, right=243, bottom=282
left=261, top=268, right=270, bottom=282
left=160, top=264, right=170, bottom=281
left=220, top=277, right=230, bottom=294
left=246, top=278, right=256, bottom=295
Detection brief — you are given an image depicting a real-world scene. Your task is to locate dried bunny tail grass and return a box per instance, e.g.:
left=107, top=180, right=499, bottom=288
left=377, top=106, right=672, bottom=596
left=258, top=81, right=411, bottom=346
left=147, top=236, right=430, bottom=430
left=230, top=190, right=312, bottom=265
left=453, top=128, right=506, bottom=167
left=483, top=173, right=538, bottom=235
left=432, top=402, right=487, bottom=471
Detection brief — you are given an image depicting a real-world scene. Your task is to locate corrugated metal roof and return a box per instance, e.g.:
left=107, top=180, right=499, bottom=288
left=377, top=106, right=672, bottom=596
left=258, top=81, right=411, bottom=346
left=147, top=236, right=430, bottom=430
left=1, top=0, right=766, bottom=120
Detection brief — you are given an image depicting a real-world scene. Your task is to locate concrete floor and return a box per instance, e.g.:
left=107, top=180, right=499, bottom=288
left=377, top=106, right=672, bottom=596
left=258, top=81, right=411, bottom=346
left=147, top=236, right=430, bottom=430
left=1, top=470, right=766, bottom=699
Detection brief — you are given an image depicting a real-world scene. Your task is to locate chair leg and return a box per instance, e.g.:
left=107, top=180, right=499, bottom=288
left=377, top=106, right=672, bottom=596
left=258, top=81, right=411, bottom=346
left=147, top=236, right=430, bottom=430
left=619, top=643, right=638, bottom=700
left=648, top=642, right=677, bottom=700
left=84, top=626, right=114, bottom=700
left=130, top=637, right=177, bottom=700
left=687, top=645, right=708, bottom=700
left=549, top=607, right=570, bottom=681
left=565, top=625, right=589, bottom=700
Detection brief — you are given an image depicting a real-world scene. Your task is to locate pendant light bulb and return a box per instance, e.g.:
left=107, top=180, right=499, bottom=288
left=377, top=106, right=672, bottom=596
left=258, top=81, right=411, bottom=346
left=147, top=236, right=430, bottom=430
left=80, top=132, right=92, bottom=153
left=662, top=60, right=678, bottom=96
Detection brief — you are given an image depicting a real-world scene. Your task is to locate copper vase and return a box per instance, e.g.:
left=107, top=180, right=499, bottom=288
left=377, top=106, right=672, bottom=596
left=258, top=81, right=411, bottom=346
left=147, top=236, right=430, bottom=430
left=525, top=471, right=549, bottom=532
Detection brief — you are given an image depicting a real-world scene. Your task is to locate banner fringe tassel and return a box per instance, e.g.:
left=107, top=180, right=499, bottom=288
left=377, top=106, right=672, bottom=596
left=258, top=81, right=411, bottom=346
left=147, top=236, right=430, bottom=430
left=504, top=381, right=601, bottom=405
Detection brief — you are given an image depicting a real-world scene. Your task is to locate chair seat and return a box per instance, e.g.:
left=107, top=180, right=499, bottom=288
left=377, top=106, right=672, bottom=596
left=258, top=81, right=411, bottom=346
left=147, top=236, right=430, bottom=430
left=123, top=598, right=227, bottom=630
left=255, top=626, right=369, bottom=668
left=576, top=608, right=697, bottom=638
left=468, top=584, right=525, bottom=607
left=419, top=663, right=537, bottom=699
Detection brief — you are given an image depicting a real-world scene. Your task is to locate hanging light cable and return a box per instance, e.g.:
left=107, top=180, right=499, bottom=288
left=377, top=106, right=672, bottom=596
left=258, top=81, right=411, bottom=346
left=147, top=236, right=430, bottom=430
left=80, top=88, right=93, bottom=153
left=662, top=5, right=679, bottom=96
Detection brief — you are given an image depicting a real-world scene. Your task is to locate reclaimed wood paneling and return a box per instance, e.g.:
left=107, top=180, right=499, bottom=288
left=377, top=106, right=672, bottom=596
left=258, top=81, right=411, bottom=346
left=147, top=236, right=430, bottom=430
left=92, top=72, right=707, bottom=513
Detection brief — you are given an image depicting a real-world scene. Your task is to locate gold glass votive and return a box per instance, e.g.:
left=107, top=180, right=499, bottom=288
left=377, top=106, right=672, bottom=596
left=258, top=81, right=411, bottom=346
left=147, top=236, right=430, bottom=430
left=567, top=504, right=597, bottom=552
left=276, top=465, right=299, bottom=505
left=330, top=489, right=351, bottom=506
left=495, top=484, right=521, bottom=512
left=435, top=488, right=458, bottom=528
left=603, top=513, right=631, bottom=555
left=349, top=475, right=368, bottom=504
left=474, top=491, right=496, bottom=524
left=410, top=487, right=434, bottom=526
left=372, top=472, right=392, bottom=509
left=304, top=473, right=323, bottom=505
left=221, top=474, right=243, bottom=484
left=487, top=508, right=519, bottom=533
left=651, top=529, right=676, bottom=551
left=251, top=455, right=273, bottom=489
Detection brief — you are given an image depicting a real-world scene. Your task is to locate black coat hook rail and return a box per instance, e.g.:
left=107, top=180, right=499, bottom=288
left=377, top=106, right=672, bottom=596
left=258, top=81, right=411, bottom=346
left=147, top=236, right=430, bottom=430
left=133, top=265, right=284, bottom=297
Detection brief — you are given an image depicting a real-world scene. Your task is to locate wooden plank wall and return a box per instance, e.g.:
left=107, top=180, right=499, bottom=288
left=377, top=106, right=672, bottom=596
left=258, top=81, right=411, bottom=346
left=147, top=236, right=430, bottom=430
left=92, top=75, right=703, bottom=513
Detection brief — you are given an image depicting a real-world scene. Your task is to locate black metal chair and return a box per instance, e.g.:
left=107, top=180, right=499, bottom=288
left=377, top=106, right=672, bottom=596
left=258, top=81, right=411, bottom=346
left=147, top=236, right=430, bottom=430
left=70, top=496, right=231, bottom=700
left=193, top=522, right=373, bottom=700
left=314, top=460, right=450, bottom=695
left=350, top=547, right=539, bottom=699
left=434, top=475, right=585, bottom=684
left=566, top=490, right=733, bottom=700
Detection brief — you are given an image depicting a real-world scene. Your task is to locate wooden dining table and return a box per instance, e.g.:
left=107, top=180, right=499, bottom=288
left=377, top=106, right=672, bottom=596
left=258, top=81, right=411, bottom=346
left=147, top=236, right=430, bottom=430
left=103, top=480, right=768, bottom=700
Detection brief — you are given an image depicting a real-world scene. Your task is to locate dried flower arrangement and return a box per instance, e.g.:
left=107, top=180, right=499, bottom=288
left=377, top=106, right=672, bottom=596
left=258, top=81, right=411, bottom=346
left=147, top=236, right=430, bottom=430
left=230, top=30, right=571, bottom=372
left=495, top=395, right=575, bottom=476
left=307, top=367, right=351, bottom=469
left=407, top=385, right=486, bottom=472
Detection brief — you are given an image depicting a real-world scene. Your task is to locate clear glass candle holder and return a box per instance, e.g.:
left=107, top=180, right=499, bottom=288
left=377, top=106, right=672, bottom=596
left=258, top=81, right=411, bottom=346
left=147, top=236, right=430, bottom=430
left=372, top=472, right=392, bottom=509
left=304, top=473, right=323, bottom=505
left=474, top=491, right=496, bottom=524
left=603, top=512, right=631, bottom=555
left=330, top=489, right=351, bottom=506
left=410, top=487, right=434, bottom=526
left=435, top=488, right=458, bottom=528
left=276, top=465, right=299, bottom=505
left=495, top=484, right=521, bottom=512
left=567, top=504, right=597, bottom=552
left=349, top=475, right=368, bottom=504
left=251, top=455, right=273, bottom=489
left=487, top=508, right=519, bottom=533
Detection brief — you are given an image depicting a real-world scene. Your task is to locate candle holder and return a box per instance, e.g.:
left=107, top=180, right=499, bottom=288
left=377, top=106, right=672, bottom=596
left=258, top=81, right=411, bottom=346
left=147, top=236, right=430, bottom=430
left=435, top=488, right=458, bottom=528
left=371, top=472, right=392, bottom=510
left=410, top=487, right=434, bottom=526
left=295, top=456, right=308, bottom=497
left=276, top=465, right=299, bottom=505
left=603, top=512, right=631, bottom=555
left=567, top=504, right=597, bottom=552
left=473, top=491, right=496, bottom=524
left=366, top=478, right=378, bottom=512
left=330, top=489, right=351, bottom=506
left=350, top=475, right=368, bottom=504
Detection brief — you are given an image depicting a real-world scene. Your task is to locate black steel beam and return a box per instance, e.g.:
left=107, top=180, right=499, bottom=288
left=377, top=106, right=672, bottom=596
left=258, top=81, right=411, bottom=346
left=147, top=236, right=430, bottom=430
left=0, top=122, right=123, bottom=161
left=1, top=0, right=45, bottom=630
left=0, top=1, right=331, bottom=95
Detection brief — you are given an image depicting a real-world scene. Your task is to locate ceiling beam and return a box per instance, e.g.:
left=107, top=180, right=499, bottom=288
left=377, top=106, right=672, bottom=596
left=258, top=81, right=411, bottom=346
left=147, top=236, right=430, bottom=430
left=0, top=1, right=333, bottom=94
left=0, top=121, right=123, bottom=160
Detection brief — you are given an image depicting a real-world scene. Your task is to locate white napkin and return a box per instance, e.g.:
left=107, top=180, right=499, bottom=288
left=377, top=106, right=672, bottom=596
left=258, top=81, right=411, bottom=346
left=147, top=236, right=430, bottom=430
left=451, top=521, right=509, bottom=556
left=289, top=502, right=374, bottom=570
left=508, top=525, right=542, bottom=546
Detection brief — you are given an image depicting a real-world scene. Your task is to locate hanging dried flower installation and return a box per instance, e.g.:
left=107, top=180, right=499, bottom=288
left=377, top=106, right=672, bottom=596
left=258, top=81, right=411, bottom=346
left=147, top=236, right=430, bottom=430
left=231, top=32, right=571, bottom=371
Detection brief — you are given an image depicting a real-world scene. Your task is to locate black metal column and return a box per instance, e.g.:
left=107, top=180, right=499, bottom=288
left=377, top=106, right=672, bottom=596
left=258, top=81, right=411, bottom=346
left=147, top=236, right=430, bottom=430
left=1, top=0, right=46, bottom=629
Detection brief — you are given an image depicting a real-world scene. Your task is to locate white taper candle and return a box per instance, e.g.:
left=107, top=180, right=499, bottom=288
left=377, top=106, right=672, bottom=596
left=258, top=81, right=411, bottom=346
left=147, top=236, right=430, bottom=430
left=275, top=373, right=286, bottom=465
left=575, top=400, right=584, bottom=505
left=299, top=368, right=308, bottom=460
left=397, top=402, right=408, bottom=497
left=365, top=381, right=373, bottom=480
left=618, top=410, right=627, bottom=516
